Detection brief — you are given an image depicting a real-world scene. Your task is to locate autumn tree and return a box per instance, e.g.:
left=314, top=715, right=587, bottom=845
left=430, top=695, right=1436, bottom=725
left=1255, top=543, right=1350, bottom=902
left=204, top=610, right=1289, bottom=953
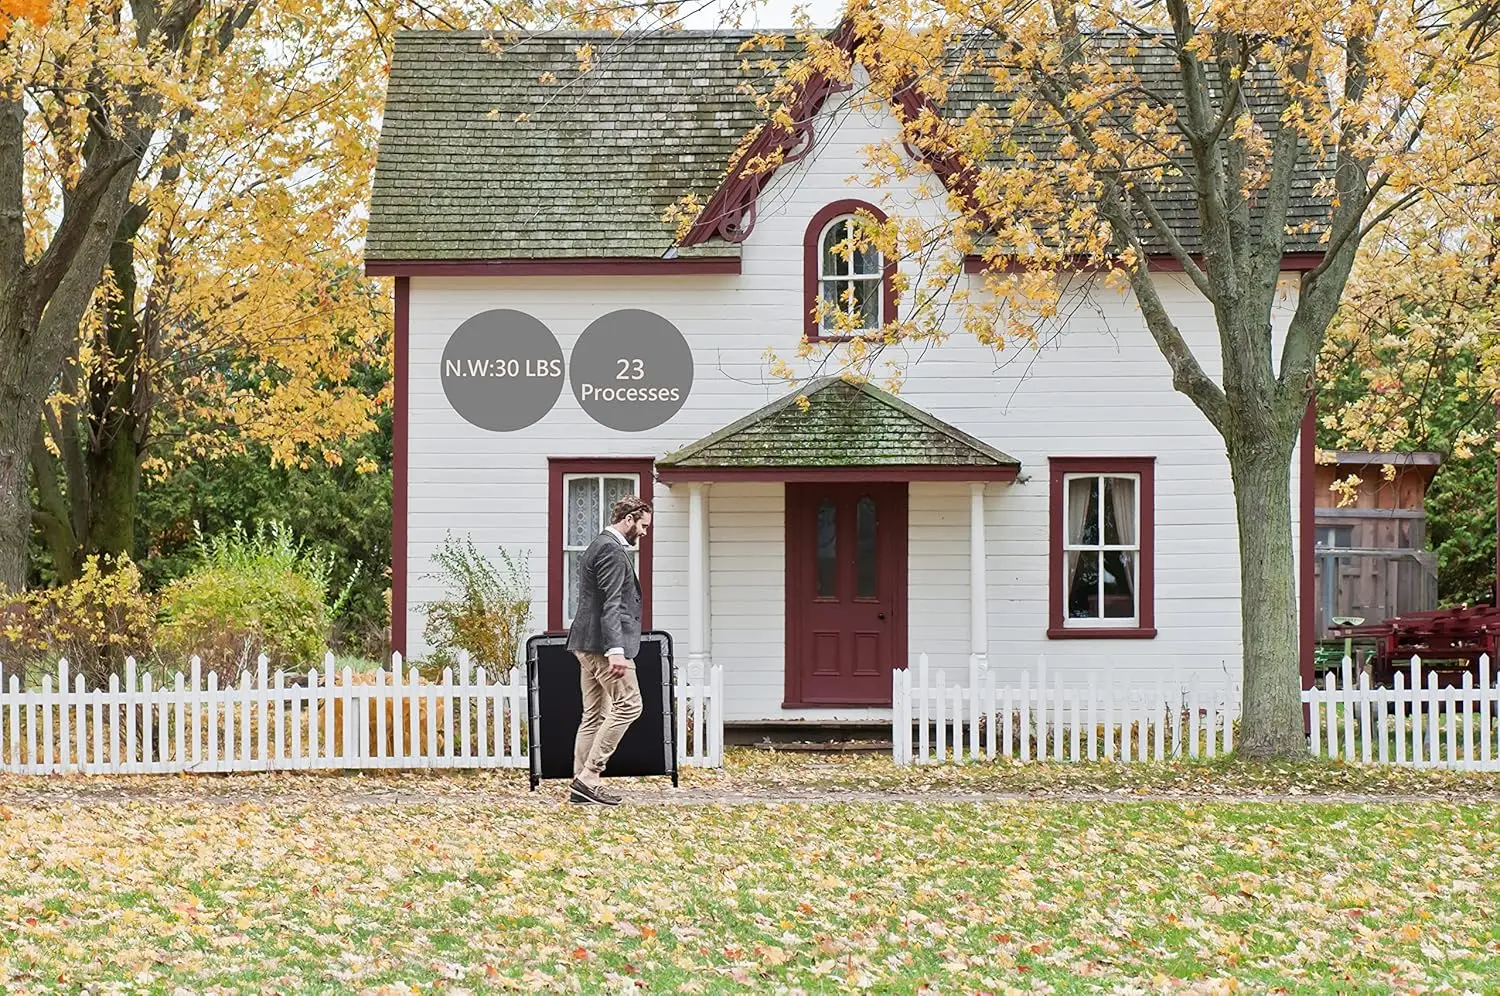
left=762, top=2, right=1500, bottom=756
left=27, top=0, right=399, bottom=582
left=1, top=0, right=211, bottom=591
left=7, top=0, right=678, bottom=588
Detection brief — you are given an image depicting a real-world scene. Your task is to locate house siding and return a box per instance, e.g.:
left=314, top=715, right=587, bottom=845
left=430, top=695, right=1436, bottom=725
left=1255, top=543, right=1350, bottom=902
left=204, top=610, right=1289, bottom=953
left=401, top=87, right=1306, bottom=718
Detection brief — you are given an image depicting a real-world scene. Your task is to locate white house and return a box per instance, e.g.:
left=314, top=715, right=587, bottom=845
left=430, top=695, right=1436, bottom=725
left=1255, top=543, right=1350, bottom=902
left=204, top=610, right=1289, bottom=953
left=365, top=26, right=1319, bottom=725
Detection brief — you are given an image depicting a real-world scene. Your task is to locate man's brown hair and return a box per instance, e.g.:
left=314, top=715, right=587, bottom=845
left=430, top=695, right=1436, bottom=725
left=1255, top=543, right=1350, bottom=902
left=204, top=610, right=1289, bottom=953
left=609, top=495, right=652, bottom=524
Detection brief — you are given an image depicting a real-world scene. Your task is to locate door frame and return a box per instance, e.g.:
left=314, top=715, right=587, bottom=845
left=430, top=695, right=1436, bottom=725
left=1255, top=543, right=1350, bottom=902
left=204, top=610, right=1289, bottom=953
left=783, top=481, right=908, bottom=708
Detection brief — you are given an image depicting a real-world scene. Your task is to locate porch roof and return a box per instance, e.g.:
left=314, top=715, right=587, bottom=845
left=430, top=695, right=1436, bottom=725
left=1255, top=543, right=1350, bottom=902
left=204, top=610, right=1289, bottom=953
left=656, top=377, right=1020, bottom=482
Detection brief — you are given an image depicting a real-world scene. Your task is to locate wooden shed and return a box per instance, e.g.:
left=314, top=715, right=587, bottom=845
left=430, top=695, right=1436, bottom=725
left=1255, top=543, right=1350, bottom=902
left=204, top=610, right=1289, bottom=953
left=1313, top=450, right=1441, bottom=641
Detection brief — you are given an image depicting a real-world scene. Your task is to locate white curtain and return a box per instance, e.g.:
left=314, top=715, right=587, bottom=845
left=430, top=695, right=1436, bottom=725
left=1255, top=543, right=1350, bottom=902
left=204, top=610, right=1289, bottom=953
left=1066, top=477, right=1093, bottom=602
left=1108, top=476, right=1136, bottom=600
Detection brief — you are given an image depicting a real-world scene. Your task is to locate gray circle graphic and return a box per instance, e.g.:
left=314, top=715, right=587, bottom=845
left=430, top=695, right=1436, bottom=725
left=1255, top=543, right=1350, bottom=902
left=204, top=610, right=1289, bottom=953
left=440, top=309, right=564, bottom=432
left=570, top=309, right=693, bottom=431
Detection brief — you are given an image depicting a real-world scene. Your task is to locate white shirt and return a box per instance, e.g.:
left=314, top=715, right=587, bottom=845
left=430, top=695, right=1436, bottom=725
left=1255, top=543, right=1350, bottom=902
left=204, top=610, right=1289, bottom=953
left=603, top=526, right=635, bottom=657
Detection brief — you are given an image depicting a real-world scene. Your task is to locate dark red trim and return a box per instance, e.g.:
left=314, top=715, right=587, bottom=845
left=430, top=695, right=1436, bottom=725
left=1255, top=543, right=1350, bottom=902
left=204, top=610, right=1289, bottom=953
left=678, top=24, right=988, bottom=252
left=891, top=86, right=986, bottom=215
left=364, top=257, right=740, bottom=277
left=546, top=458, right=656, bottom=634
left=1494, top=401, right=1499, bottom=606
left=783, top=482, right=908, bottom=707
left=803, top=200, right=899, bottom=343
left=680, top=20, right=858, bottom=247
left=965, top=252, right=1326, bottom=275
left=1046, top=626, right=1159, bottom=640
left=1047, top=457, right=1156, bottom=640
left=658, top=465, right=1019, bottom=483
left=1301, top=399, right=1317, bottom=690
left=391, top=276, right=409, bottom=658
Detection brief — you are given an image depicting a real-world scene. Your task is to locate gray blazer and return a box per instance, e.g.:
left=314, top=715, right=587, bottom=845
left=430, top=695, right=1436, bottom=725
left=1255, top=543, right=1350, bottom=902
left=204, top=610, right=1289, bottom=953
left=565, top=530, right=642, bottom=659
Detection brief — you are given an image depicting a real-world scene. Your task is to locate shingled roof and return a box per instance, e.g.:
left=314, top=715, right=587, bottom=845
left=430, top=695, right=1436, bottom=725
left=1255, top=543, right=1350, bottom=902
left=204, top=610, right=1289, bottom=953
left=367, top=28, right=1333, bottom=263
left=367, top=30, right=788, bottom=262
left=656, top=378, right=1021, bottom=474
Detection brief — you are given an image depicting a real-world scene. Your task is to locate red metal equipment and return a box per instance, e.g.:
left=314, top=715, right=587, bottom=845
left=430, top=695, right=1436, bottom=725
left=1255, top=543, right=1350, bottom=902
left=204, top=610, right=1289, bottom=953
left=1329, top=605, right=1500, bottom=687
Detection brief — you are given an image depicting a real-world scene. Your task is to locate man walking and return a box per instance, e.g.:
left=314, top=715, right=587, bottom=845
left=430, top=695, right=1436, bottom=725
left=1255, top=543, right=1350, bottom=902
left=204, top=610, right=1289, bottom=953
left=565, top=495, right=651, bottom=805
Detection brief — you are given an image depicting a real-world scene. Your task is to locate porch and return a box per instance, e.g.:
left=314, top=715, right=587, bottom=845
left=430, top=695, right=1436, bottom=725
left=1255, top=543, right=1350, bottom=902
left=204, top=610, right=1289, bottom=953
left=655, top=377, right=1020, bottom=721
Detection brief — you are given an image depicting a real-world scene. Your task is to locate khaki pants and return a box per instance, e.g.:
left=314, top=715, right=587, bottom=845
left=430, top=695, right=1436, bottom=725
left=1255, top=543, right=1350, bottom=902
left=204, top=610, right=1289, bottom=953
left=572, top=651, right=644, bottom=780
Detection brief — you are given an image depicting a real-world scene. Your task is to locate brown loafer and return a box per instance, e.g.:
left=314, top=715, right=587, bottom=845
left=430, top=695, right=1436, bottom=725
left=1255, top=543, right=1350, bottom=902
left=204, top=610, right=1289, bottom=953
left=569, top=778, right=621, bottom=806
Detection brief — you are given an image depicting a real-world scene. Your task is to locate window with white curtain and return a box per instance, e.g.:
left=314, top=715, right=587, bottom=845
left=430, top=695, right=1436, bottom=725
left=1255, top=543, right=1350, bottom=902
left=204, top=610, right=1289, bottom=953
left=562, top=473, right=640, bottom=625
left=1062, top=473, right=1140, bottom=626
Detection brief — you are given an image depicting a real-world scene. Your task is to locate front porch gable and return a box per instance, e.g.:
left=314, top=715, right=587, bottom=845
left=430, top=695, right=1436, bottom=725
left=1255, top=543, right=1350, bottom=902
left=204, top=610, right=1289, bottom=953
left=656, top=377, right=1021, bottom=482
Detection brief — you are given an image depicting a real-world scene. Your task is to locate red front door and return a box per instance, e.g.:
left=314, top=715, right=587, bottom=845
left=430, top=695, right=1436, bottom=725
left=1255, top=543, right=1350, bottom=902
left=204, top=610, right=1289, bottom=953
left=785, top=482, right=908, bottom=706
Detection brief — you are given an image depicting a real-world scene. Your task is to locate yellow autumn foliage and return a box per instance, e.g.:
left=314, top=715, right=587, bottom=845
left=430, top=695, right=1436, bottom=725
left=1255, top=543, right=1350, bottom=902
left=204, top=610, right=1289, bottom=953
left=0, top=554, right=156, bottom=690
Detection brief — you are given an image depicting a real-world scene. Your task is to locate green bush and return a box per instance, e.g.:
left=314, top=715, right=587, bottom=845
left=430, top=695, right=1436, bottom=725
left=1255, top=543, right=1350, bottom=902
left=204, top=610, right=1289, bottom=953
left=131, top=377, right=392, bottom=659
left=156, top=520, right=357, bottom=683
left=420, top=534, right=533, bottom=677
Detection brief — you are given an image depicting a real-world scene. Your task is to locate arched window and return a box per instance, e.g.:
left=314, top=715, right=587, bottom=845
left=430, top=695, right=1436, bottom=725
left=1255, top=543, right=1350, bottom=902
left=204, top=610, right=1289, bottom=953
left=804, top=200, right=895, bottom=341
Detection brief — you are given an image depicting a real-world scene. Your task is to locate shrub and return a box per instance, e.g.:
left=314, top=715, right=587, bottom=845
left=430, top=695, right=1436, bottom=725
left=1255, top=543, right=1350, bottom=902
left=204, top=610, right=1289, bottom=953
left=0, top=554, right=156, bottom=690
left=420, top=534, right=533, bottom=677
left=156, top=520, right=358, bottom=684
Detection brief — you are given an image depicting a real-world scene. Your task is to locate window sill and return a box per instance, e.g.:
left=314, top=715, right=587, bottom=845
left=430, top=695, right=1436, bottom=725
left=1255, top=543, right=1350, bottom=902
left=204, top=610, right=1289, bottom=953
left=1047, top=626, right=1158, bottom=640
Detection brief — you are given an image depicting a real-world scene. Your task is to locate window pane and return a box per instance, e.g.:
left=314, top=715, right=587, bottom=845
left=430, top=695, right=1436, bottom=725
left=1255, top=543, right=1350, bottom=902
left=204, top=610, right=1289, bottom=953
left=822, top=220, right=850, bottom=277
left=816, top=501, right=837, bottom=596
left=1066, top=477, right=1099, bottom=546
left=1067, top=550, right=1100, bottom=618
left=565, top=550, right=582, bottom=622
left=567, top=477, right=599, bottom=546
left=852, top=277, right=880, bottom=329
left=853, top=238, right=882, bottom=276
left=602, top=476, right=635, bottom=530
left=1103, top=476, right=1136, bottom=545
left=856, top=496, right=877, bottom=597
left=820, top=280, right=844, bottom=330
left=1102, top=550, right=1136, bottom=618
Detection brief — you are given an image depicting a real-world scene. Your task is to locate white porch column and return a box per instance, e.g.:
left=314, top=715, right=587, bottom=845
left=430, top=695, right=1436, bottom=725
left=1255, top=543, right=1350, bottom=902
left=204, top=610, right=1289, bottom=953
left=969, top=482, right=988, bottom=675
left=687, top=483, right=708, bottom=680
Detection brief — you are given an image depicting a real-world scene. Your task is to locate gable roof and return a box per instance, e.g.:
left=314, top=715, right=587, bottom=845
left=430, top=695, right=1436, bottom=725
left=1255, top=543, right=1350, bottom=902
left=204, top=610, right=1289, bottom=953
left=367, top=27, right=1333, bottom=265
left=656, top=377, right=1020, bottom=477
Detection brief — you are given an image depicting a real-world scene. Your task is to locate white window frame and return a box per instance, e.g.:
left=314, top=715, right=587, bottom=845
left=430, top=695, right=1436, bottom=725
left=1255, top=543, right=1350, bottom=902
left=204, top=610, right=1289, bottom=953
left=818, top=214, right=884, bottom=333
left=562, top=472, right=642, bottom=628
left=1061, top=472, right=1142, bottom=629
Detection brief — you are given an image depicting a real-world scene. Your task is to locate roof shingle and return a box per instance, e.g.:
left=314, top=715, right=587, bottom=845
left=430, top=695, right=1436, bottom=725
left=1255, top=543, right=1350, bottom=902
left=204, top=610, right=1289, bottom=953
left=367, top=28, right=1333, bottom=262
left=657, top=377, right=1021, bottom=469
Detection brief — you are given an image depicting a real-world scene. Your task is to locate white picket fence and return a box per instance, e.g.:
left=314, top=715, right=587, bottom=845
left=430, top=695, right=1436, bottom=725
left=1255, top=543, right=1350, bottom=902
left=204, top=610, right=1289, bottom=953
left=0, top=653, right=724, bottom=775
left=895, top=652, right=1500, bottom=770
left=893, top=654, right=1241, bottom=765
left=1306, top=655, right=1500, bottom=770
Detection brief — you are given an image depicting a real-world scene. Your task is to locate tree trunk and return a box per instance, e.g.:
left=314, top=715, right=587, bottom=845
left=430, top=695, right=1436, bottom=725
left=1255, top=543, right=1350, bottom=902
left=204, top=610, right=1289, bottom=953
left=1228, top=432, right=1307, bottom=759
left=30, top=422, right=82, bottom=583
left=84, top=214, right=145, bottom=564
left=0, top=285, right=36, bottom=591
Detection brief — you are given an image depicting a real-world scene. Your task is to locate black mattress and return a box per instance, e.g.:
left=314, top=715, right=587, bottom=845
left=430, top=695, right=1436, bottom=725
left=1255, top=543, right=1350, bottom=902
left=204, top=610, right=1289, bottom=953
left=525, top=631, right=678, bottom=788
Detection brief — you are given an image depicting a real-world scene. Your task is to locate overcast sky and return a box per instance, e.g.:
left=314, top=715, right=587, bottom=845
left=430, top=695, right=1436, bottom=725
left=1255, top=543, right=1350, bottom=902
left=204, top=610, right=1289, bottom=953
left=675, top=0, right=845, bottom=30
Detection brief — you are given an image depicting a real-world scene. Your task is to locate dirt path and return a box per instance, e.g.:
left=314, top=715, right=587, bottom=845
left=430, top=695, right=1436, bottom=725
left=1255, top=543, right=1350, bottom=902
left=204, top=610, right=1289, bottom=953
left=4, top=781, right=1499, bottom=808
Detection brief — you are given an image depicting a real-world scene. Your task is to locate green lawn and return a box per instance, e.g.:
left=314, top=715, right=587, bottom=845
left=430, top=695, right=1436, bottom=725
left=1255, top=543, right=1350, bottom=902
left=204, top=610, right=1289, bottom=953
left=3, top=792, right=1498, bottom=990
